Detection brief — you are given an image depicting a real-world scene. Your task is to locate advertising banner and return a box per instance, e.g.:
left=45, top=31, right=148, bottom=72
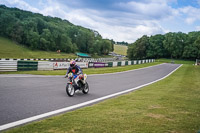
left=105, top=63, right=108, bottom=67
left=93, top=62, right=106, bottom=68
left=53, top=62, right=88, bottom=70
left=88, top=62, right=94, bottom=68
left=53, top=62, right=69, bottom=70
left=76, top=62, right=88, bottom=68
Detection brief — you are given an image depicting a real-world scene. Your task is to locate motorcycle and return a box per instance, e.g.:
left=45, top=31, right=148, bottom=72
left=66, top=73, right=89, bottom=97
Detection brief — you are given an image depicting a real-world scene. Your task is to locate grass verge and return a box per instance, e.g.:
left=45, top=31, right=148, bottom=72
left=3, top=64, right=200, bottom=133
left=156, top=58, right=195, bottom=64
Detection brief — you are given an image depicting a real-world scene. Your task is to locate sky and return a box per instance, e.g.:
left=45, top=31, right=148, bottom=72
left=1, top=0, right=200, bottom=43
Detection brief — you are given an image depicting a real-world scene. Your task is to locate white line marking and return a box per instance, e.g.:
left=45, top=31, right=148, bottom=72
left=0, top=64, right=182, bottom=131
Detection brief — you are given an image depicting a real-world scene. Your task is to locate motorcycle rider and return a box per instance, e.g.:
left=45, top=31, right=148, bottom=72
left=66, top=60, right=82, bottom=76
left=65, top=60, right=85, bottom=86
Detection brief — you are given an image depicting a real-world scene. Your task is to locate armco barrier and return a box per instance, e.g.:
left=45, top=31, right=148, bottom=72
left=112, top=62, right=118, bottom=67
left=121, top=61, right=125, bottom=66
left=108, top=62, right=113, bottom=67
left=125, top=61, right=129, bottom=65
left=38, top=61, right=53, bottom=71
left=131, top=61, right=134, bottom=65
left=17, top=61, right=38, bottom=71
left=117, top=62, right=122, bottom=66
left=105, top=59, right=155, bottom=68
left=0, top=58, right=73, bottom=61
left=0, top=60, right=17, bottom=71
left=0, top=59, right=155, bottom=71
left=128, top=61, right=131, bottom=65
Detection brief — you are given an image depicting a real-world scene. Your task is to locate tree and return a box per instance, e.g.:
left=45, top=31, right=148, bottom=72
left=110, top=39, right=115, bottom=52
left=127, top=44, right=135, bottom=60
left=101, top=39, right=112, bottom=55
left=0, top=5, right=110, bottom=55
left=127, top=35, right=149, bottom=59
left=39, top=37, right=49, bottom=50
left=39, top=29, right=52, bottom=50
left=27, top=31, right=40, bottom=50
left=148, top=34, right=166, bottom=58
left=10, top=21, right=24, bottom=43
left=182, top=44, right=198, bottom=59
left=194, top=36, right=200, bottom=58
left=60, top=33, right=73, bottom=53
left=163, top=32, right=187, bottom=59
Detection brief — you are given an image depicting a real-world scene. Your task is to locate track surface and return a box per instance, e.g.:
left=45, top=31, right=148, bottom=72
left=0, top=63, right=181, bottom=126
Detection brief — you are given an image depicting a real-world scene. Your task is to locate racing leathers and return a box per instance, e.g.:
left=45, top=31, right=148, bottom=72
left=66, top=65, right=82, bottom=75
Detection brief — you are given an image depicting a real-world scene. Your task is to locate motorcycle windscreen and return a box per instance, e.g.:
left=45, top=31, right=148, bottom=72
left=74, top=75, right=78, bottom=79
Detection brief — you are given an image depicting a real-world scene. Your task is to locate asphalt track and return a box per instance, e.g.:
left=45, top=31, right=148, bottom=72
left=0, top=63, right=181, bottom=130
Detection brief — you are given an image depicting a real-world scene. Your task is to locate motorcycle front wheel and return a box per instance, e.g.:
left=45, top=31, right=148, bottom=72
left=82, top=82, right=89, bottom=94
left=66, top=83, right=75, bottom=97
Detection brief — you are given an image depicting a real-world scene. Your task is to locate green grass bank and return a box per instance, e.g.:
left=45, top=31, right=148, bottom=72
left=0, top=37, right=76, bottom=59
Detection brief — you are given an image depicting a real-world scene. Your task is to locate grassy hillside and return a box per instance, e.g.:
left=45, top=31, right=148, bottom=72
left=0, top=5, right=113, bottom=56
left=0, top=37, right=77, bottom=59
left=114, top=44, right=128, bottom=55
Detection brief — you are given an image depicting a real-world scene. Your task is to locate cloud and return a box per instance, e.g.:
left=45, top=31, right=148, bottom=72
left=178, top=6, right=200, bottom=24
left=1, top=0, right=199, bottom=42
left=1, top=0, right=40, bottom=13
left=196, top=26, right=200, bottom=31
left=115, top=1, right=174, bottom=20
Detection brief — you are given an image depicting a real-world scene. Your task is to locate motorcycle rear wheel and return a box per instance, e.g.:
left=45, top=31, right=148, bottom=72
left=66, top=83, right=75, bottom=97
left=82, top=82, right=89, bottom=94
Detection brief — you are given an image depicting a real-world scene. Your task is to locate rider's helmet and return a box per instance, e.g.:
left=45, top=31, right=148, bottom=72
left=70, top=60, right=76, bottom=68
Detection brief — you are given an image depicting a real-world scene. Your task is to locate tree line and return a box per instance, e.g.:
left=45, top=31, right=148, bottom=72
left=116, top=41, right=129, bottom=46
left=0, top=5, right=113, bottom=55
left=127, top=32, right=200, bottom=60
